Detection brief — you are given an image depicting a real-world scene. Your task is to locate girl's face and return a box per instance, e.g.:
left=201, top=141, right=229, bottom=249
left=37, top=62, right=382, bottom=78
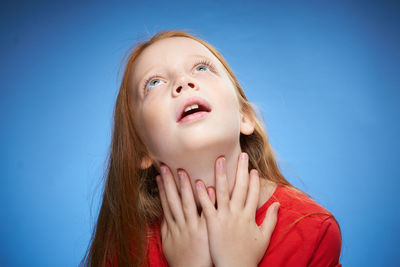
left=131, top=37, right=253, bottom=168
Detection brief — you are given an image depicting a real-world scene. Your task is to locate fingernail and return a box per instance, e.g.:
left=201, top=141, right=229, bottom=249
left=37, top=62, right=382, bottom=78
left=207, top=188, right=215, bottom=198
left=178, top=170, right=185, bottom=180
left=160, top=165, right=167, bottom=174
left=218, top=157, right=225, bottom=169
left=196, top=181, right=203, bottom=191
left=241, top=152, right=248, bottom=160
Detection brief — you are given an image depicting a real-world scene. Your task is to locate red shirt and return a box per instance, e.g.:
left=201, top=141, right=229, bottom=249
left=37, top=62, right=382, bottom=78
left=147, top=184, right=342, bottom=267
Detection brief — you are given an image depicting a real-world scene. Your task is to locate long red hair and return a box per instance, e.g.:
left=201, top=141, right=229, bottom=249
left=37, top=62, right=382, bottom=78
left=81, top=30, right=332, bottom=266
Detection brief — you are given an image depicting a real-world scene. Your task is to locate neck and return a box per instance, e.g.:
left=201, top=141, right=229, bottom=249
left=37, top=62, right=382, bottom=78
left=157, top=142, right=242, bottom=200
left=154, top=142, right=277, bottom=209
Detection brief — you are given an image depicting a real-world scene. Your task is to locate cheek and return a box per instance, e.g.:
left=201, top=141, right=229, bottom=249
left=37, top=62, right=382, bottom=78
left=214, top=82, right=241, bottom=126
left=139, top=102, right=174, bottom=156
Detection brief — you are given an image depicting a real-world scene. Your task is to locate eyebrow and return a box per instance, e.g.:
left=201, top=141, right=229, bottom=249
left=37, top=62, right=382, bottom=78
left=140, top=54, right=215, bottom=81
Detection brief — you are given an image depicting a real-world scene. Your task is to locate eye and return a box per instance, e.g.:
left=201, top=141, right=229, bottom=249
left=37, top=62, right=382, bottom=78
left=193, top=59, right=215, bottom=74
left=194, top=64, right=210, bottom=73
left=143, top=76, right=164, bottom=93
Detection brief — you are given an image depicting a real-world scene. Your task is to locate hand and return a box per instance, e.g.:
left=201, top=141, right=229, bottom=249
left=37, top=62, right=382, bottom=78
left=156, top=164, right=216, bottom=267
left=195, top=152, right=280, bottom=267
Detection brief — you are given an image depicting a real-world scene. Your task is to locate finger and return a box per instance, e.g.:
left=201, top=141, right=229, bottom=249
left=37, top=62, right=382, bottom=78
left=215, top=157, right=229, bottom=211
left=260, top=202, right=280, bottom=242
left=196, top=180, right=216, bottom=219
left=200, top=187, right=216, bottom=221
left=231, top=152, right=250, bottom=210
left=160, top=165, right=185, bottom=226
left=178, top=169, right=198, bottom=224
left=244, top=169, right=260, bottom=215
left=160, top=218, right=168, bottom=240
left=207, top=186, right=216, bottom=206
left=156, top=175, right=175, bottom=228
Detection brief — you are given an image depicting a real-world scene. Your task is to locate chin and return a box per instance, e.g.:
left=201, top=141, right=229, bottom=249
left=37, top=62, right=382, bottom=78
left=179, top=130, right=238, bottom=152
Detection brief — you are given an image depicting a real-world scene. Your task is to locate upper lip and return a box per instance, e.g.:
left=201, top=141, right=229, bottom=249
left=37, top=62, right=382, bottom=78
left=176, top=96, right=212, bottom=122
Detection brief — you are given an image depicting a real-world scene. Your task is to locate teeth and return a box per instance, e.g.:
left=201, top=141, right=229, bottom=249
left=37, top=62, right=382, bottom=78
left=184, top=104, right=199, bottom=113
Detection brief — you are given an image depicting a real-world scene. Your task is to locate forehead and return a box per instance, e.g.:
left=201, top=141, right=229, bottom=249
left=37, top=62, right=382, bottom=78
left=131, top=37, right=218, bottom=92
left=134, top=37, right=215, bottom=72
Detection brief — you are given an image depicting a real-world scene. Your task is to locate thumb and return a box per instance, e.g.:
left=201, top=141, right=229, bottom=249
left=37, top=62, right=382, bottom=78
left=260, top=202, right=280, bottom=240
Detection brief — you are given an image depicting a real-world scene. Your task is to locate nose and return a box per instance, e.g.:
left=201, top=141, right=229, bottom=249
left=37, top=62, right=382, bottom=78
left=173, top=75, right=198, bottom=96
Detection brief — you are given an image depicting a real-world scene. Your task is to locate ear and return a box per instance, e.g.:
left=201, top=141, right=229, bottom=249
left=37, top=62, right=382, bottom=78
left=140, top=155, right=154, bottom=169
left=240, top=112, right=255, bottom=135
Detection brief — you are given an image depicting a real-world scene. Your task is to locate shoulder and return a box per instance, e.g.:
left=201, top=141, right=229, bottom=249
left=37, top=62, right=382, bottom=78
left=277, top=185, right=330, bottom=214
left=272, top=184, right=340, bottom=237
left=257, top=184, right=335, bottom=224
left=257, top=184, right=342, bottom=266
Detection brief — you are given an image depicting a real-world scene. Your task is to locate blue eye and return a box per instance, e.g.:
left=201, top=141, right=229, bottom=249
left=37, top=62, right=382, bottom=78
left=194, top=65, right=210, bottom=73
left=144, top=77, right=164, bottom=92
left=193, top=59, right=216, bottom=74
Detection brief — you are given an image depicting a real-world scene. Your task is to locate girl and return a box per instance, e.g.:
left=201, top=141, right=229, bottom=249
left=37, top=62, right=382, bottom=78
left=82, top=30, right=342, bottom=267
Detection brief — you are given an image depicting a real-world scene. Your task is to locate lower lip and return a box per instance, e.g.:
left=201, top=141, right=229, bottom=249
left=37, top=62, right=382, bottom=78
left=178, top=111, right=210, bottom=124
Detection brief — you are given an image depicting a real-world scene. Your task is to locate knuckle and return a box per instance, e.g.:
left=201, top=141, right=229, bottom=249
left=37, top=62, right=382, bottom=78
left=250, top=169, right=259, bottom=176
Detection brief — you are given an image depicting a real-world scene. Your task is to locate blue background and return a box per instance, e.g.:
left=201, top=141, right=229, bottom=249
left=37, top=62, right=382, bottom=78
left=1, top=1, right=399, bottom=266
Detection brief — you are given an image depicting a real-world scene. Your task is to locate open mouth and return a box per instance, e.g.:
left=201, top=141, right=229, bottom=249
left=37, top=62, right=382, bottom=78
left=176, top=97, right=212, bottom=123
left=179, top=103, right=211, bottom=121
